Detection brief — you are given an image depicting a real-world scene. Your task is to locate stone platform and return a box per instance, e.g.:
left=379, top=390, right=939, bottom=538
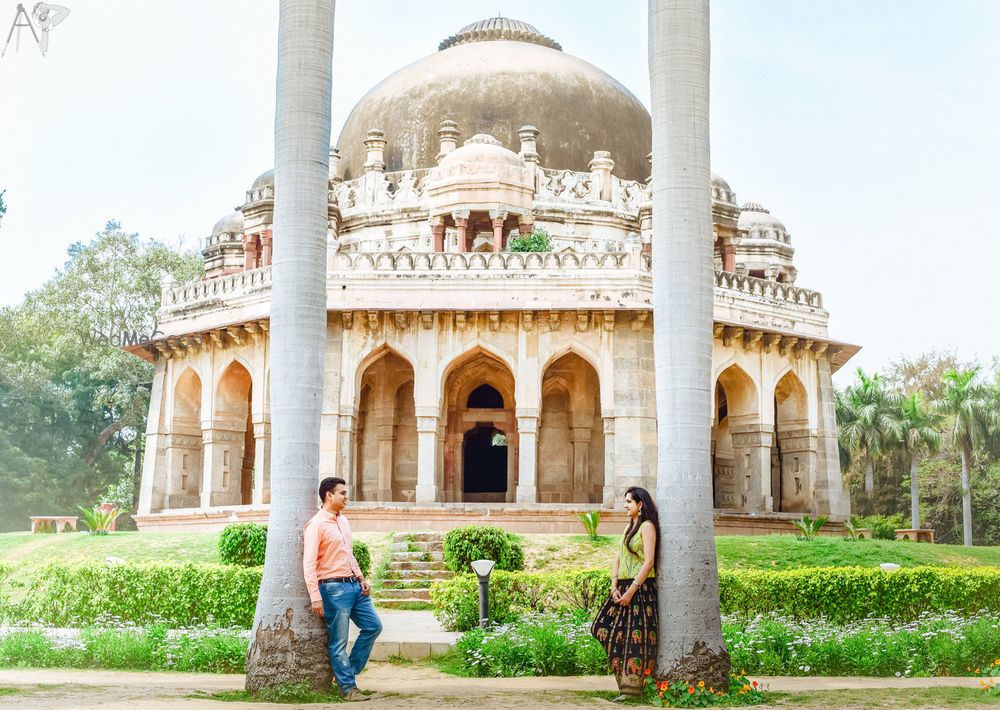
left=135, top=504, right=846, bottom=536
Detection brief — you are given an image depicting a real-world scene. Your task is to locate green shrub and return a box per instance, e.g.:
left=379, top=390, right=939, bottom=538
left=431, top=566, right=1000, bottom=631
left=442, top=525, right=524, bottom=574
left=218, top=523, right=370, bottom=577
left=218, top=523, right=268, bottom=566
left=507, top=227, right=551, bottom=252
left=577, top=510, right=601, bottom=540
left=791, top=515, right=828, bottom=541
left=859, top=514, right=907, bottom=541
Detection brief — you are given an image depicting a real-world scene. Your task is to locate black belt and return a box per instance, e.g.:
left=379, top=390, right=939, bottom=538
left=319, top=576, right=357, bottom=584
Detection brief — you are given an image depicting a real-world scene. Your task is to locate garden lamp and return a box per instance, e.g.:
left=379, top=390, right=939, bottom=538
left=470, top=559, right=496, bottom=629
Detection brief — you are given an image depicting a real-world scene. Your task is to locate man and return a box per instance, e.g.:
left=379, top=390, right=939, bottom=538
left=304, top=477, right=382, bottom=702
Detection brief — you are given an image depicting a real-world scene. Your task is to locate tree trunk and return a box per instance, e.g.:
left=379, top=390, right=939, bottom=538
left=245, top=0, right=336, bottom=693
left=649, top=0, right=730, bottom=689
left=864, top=452, right=874, bottom=494
left=909, top=452, right=919, bottom=530
left=960, top=440, right=973, bottom=546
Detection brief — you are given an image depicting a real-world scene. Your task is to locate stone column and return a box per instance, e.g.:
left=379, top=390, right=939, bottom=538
left=515, top=414, right=539, bottom=504
left=137, top=359, right=168, bottom=514
left=730, top=424, right=775, bottom=513
left=722, top=240, right=736, bottom=273
left=489, top=209, right=508, bottom=252
left=376, top=414, right=395, bottom=501
left=259, top=230, right=273, bottom=267
left=602, top=416, right=616, bottom=508
left=338, top=413, right=357, bottom=497
left=452, top=210, right=471, bottom=252
left=329, top=146, right=342, bottom=183
left=243, top=234, right=259, bottom=271
left=571, top=422, right=592, bottom=500
left=436, top=119, right=460, bottom=162
left=518, top=125, right=540, bottom=165
left=589, top=151, right=615, bottom=201
left=252, top=421, right=270, bottom=506
left=415, top=415, right=439, bottom=503
left=814, top=356, right=851, bottom=518
left=517, top=215, right=533, bottom=239
left=775, top=428, right=816, bottom=513
left=430, top=217, right=446, bottom=252
left=363, top=129, right=386, bottom=173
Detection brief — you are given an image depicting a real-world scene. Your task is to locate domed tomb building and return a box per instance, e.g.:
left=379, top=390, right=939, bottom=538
left=130, top=18, right=858, bottom=532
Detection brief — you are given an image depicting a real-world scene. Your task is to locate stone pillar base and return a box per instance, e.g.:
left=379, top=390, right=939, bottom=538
left=602, top=485, right=617, bottom=509
left=415, top=484, right=438, bottom=503
left=515, top=485, right=537, bottom=505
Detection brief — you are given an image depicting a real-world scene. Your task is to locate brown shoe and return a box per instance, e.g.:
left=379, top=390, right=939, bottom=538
left=342, top=687, right=370, bottom=702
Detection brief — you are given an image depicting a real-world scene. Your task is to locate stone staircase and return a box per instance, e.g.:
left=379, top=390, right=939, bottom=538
left=375, top=531, right=451, bottom=609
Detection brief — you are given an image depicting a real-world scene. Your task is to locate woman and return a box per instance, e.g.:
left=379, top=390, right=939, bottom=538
left=590, top=486, right=659, bottom=701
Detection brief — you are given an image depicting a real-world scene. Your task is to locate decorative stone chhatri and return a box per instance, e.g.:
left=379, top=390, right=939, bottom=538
left=131, top=16, right=859, bottom=531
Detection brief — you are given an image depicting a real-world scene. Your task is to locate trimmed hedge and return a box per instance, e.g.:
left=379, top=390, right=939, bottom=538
left=218, top=522, right=371, bottom=577
left=431, top=566, right=1000, bottom=631
left=442, top=525, right=524, bottom=574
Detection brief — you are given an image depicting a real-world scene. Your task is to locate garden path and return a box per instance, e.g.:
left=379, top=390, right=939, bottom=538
left=0, top=665, right=989, bottom=709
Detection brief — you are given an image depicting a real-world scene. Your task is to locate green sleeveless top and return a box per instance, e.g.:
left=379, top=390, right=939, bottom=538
left=618, top=521, right=655, bottom=580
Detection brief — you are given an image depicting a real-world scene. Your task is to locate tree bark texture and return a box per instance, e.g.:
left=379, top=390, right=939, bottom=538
left=649, top=0, right=730, bottom=689
left=245, top=0, right=336, bottom=693
left=961, top=441, right=973, bottom=546
left=909, top=453, right=920, bottom=530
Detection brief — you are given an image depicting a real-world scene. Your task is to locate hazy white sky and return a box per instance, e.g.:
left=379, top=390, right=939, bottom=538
left=1, top=1, right=997, bottom=385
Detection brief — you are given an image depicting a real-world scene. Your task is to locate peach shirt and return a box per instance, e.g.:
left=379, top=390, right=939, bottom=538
left=303, top=508, right=364, bottom=604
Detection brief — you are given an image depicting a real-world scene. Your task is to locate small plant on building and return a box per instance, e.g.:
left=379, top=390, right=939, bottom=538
left=577, top=510, right=601, bottom=541
left=507, top=226, right=551, bottom=252
left=792, top=514, right=828, bottom=541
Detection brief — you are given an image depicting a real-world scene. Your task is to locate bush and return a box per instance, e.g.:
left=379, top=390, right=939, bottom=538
left=218, top=523, right=268, bottom=566
left=218, top=523, right=370, bottom=577
left=431, top=566, right=1000, bottom=631
left=507, top=227, right=551, bottom=252
left=859, top=514, right=907, bottom=540
left=442, top=526, right=524, bottom=574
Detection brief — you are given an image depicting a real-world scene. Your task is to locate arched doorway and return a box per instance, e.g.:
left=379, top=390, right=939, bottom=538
left=441, top=349, right=517, bottom=503
left=354, top=349, right=416, bottom=502
left=713, top=364, right=759, bottom=511
left=212, top=361, right=253, bottom=507
left=165, top=368, right=203, bottom=510
left=773, top=370, right=812, bottom=513
left=538, top=353, right=603, bottom=504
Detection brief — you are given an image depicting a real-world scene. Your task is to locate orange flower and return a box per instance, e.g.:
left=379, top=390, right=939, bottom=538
left=697, top=680, right=705, bottom=688
left=644, top=668, right=651, bottom=676
left=708, top=687, right=714, bottom=693
left=688, top=686, right=695, bottom=694
left=752, top=680, right=759, bottom=688
left=659, top=681, right=668, bottom=691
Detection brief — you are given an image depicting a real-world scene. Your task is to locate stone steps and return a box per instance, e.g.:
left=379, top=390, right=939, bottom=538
left=375, top=531, right=451, bottom=610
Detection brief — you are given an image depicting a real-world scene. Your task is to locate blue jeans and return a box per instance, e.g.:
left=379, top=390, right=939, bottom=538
left=319, top=580, right=383, bottom=693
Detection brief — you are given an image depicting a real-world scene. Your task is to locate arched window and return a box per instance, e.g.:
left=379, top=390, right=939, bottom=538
left=467, top=384, right=503, bottom=409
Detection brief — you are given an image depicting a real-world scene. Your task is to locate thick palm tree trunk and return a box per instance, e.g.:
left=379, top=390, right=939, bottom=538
left=649, top=0, right=730, bottom=688
left=864, top=453, right=874, bottom=494
left=960, top=440, right=973, bottom=546
left=245, top=0, right=336, bottom=693
left=909, top=453, right=920, bottom=530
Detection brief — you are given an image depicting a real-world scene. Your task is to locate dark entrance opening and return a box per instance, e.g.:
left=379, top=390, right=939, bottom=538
left=463, top=425, right=507, bottom=502
left=240, top=384, right=254, bottom=505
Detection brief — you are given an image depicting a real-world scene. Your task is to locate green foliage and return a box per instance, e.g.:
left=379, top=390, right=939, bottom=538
left=843, top=516, right=866, bottom=541
left=507, top=227, right=551, bottom=252
left=217, top=523, right=370, bottom=577
left=791, top=515, right=828, bottom=541
left=431, top=566, right=1000, bottom=632
left=858, top=514, right=906, bottom=540
left=442, top=525, right=524, bottom=574
left=643, top=671, right=767, bottom=707
left=0, top=625, right=246, bottom=673
left=78, top=505, right=124, bottom=535
left=218, top=523, right=268, bottom=566
left=0, top=222, right=202, bottom=532
left=6, top=561, right=261, bottom=627
left=576, top=510, right=601, bottom=541
left=979, top=658, right=1000, bottom=696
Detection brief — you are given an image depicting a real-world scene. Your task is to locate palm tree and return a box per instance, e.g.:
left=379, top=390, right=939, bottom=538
left=649, top=0, right=730, bottom=688
left=898, top=392, right=941, bottom=530
left=937, top=368, right=995, bottom=546
left=245, top=0, right=336, bottom=693
left=838, top=368, right=902, bottom=495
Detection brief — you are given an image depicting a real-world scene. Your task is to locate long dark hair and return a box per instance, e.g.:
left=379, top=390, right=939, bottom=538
left=623, top=486, right=659, bottom=560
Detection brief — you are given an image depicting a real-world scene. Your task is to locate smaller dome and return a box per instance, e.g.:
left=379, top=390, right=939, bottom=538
left=440, top=134, right=523, bottom=168
left=251, top=169, right=274, bottom=191
left=438, top=17, right=561, bottom=51
left=212, top=210, right=244, bottom=236
left=738, top=202, right=790, bottom=242
left=712, top=173, right=736, bottom=205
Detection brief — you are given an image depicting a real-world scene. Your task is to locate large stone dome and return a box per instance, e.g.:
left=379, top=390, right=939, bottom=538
left=336, top=17, right=651, bottom=182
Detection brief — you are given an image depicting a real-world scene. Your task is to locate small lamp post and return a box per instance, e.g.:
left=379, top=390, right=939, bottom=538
left=470, top=559, right=496, bottom=629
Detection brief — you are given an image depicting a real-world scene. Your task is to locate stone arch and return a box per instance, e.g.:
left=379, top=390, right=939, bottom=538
left=353, top=349, right=416, bottom=502
left=210, top=360, right=254, bottom=507
left=164, top=367, right=203, bottom=510
left=713, top=363, right=760, bottom=511
left=538, top=352, right=603, bottom=504
left=350, top=342, right=417, bottom=407
left=772, top=369, right=813, bottom=513
left=441, top=346, right=517, bottom=503
left=540, top=340, right=610, bottom=412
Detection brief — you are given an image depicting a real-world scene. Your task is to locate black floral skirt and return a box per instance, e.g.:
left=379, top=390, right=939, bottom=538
left=590, top=578, right=658, bottom=696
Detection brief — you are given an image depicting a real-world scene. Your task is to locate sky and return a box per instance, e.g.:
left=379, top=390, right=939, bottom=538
left=1, top=0, right=998, bottom=386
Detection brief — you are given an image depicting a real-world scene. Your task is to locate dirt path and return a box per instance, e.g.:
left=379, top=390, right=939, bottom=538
left=0, top=665, right=990, bottom=709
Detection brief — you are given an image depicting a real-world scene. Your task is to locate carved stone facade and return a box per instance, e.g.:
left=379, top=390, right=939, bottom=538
left=130, top=17, right=858, bottom=528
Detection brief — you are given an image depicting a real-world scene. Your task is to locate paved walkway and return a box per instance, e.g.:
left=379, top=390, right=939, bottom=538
left=0, top=666, right=987, bottom=709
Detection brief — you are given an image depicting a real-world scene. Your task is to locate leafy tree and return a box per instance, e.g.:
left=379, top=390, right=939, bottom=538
left=838, top=368, right=902, bottom=495
left=0, top=221, right=201, bottom=531
left=936, top=368, right=997, bottom=546
left=507, top=226, right=552, bottom=252
left=897, top=392, right=942, bottom=529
